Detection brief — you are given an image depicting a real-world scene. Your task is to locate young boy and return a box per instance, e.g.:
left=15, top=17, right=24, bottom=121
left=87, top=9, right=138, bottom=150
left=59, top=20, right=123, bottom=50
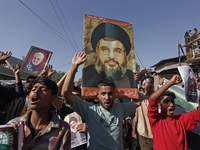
left=7, top=77, right=71, bottom=149
left=148, top=75, right=200, bottom=150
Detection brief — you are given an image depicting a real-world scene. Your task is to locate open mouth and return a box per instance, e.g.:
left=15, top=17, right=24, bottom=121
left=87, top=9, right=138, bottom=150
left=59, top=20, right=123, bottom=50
left=105, top=101, right=110, bottom=107
left=168, top=108, right=174, bottom=114
left=31, top=96, right=40, bottom=104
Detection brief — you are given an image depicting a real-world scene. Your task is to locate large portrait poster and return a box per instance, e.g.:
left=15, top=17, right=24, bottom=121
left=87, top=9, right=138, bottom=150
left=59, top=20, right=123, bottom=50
left=21, top=46, right=52, bottom=76
left=82, top=14, right=138, bottom=99
left=178, top=66, right=199, bottom=103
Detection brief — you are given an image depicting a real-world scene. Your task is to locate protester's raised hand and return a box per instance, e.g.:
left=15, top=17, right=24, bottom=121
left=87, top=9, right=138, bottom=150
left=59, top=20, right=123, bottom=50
left=141, top=68, right=148, bottom=75
left=38, top=64, right=55, bottom=78
left=134, top=68, right=148, bottom=81
left=170, top=75, right=182, bottom=85
left=77, top=123, right=87, bottom=133
left=46, top=64, right=55, bottom=78
left=38, top=69, right=47, bottom=78
left=75, top=80, right=81, bottom=87
left=12, top=62, right=21, bottom=76
left=72, top=52, right=87, bottom=66
left=0, top=51, right=12, bottom=64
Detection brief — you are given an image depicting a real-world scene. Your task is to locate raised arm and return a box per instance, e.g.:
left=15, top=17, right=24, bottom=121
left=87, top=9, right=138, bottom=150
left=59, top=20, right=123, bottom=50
left=150, top=75, right=182, bottom=100
left=12, top=62, right=24, bottom=93
left=52, top=72, right=68, bottom=111
left=61, top=52, right=87, bottom=105
left=52, top=71, right=64, bottom=111
left=12, top=62, right=21, bottom=84
left=0, top=51, right=12, bottom=64
left=134, top=68, right=148, bottom=81
left=38, top=64, right=55, bottom=78
left=57, top=72, right=68, bottom=96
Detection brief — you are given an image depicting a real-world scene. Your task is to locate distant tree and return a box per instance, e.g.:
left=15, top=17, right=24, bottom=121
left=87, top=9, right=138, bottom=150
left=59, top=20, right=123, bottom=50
left=136, top=62, right=140, bottom=72
left=148, top=68, right=153, bottom=72
left=135, top=62, right=153, bottom=75
left=51, top=71, right=65, bottom=83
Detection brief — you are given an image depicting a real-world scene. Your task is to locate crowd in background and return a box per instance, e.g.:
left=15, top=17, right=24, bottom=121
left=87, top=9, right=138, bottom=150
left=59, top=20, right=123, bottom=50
left=0, top=51, right=200, bottom=150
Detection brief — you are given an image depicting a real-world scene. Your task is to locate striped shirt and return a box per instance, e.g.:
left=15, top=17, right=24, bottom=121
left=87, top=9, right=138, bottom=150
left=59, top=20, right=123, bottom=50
left=9, top=111, right=71, bottom=150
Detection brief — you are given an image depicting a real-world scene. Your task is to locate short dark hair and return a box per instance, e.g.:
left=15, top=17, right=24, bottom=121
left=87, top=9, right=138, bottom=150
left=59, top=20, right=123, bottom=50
left=72, top=86, right=81, bottom=94
left=34, top=77, right=58, bottom=96
left=158, top=91, right=176, bottom=102
left=26, top=75, right=37, bottom=82
left=98, top=80, right=115, bottom=89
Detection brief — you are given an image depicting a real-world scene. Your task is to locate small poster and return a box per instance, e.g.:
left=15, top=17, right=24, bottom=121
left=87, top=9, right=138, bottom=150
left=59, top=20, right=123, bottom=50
left=178, top=66, right=199, bottom=103
left=82, top=14, right=138, bottom=99
left=0, top=124, right=22, bottom=150
left=64, top=112, right=87, bottom=148
left=21, top=46, right=52, bottom=76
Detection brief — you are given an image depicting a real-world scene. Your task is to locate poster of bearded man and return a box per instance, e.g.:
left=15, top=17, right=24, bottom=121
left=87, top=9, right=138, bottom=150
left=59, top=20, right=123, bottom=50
left=82, top=14, right=138, bottom=99
left=21, top=46, right=52, bottom=76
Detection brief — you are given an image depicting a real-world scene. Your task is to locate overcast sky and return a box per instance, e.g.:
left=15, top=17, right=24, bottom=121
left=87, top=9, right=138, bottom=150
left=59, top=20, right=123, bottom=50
left=1, top=0, right=200, bottom=80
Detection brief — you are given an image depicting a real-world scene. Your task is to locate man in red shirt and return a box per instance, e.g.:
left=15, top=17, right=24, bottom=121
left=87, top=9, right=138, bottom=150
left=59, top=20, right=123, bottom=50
left=148, top=75, right=200, bottom=150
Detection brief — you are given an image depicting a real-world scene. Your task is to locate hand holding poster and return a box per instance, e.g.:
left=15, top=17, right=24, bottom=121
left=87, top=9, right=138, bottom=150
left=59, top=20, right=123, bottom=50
left=178, top=66, right=199, bottom=103
left=64, top=112, right=87, bottom=149
left=82, top=14, right=138, bottom=99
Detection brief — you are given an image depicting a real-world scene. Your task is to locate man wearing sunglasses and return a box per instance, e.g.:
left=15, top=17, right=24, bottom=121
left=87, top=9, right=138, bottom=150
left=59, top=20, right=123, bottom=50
left=148, top=75, right=200, bottom=150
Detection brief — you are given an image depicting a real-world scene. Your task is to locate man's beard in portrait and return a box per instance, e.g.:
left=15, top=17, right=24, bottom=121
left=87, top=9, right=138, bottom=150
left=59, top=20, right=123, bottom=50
left=95, top=56, right=127, bottom=81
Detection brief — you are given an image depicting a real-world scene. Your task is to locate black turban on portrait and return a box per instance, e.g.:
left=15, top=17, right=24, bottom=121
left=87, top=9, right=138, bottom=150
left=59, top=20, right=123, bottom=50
left=91, top=22, right=131, bottom=55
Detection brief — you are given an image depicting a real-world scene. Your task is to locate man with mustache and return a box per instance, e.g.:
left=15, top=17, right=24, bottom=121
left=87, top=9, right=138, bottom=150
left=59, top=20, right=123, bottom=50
left=61, top=52, right=140, bottom=150
left=82, top=22, right=136, bottom=88
left=24, top=52, right=45, bottom=76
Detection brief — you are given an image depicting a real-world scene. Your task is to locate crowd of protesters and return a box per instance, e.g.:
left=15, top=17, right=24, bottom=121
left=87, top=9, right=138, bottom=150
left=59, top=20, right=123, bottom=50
left=0, top=50, right=200, bottom=150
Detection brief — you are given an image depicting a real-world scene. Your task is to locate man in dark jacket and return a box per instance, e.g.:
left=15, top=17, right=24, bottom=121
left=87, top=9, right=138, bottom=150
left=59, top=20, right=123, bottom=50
left=0, top=51, right=36, bottom=124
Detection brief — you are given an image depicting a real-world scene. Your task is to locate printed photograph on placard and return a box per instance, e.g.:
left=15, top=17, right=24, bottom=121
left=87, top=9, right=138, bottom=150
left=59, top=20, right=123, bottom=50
left=82, top=14, right=138, bottom=99
left=178, top=66, right=199, bottom=103
left=64, top=112, right=87, bottom=149
left=21, top=46, right=52, bottom=76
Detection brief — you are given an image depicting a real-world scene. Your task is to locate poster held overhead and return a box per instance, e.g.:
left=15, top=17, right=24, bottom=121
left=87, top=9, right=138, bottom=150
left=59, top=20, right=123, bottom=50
left=21, top=46, right=52, bottom=77
left=82, top=14, right=138, bottom=99
left=178, top=66, right=199, bottom=103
